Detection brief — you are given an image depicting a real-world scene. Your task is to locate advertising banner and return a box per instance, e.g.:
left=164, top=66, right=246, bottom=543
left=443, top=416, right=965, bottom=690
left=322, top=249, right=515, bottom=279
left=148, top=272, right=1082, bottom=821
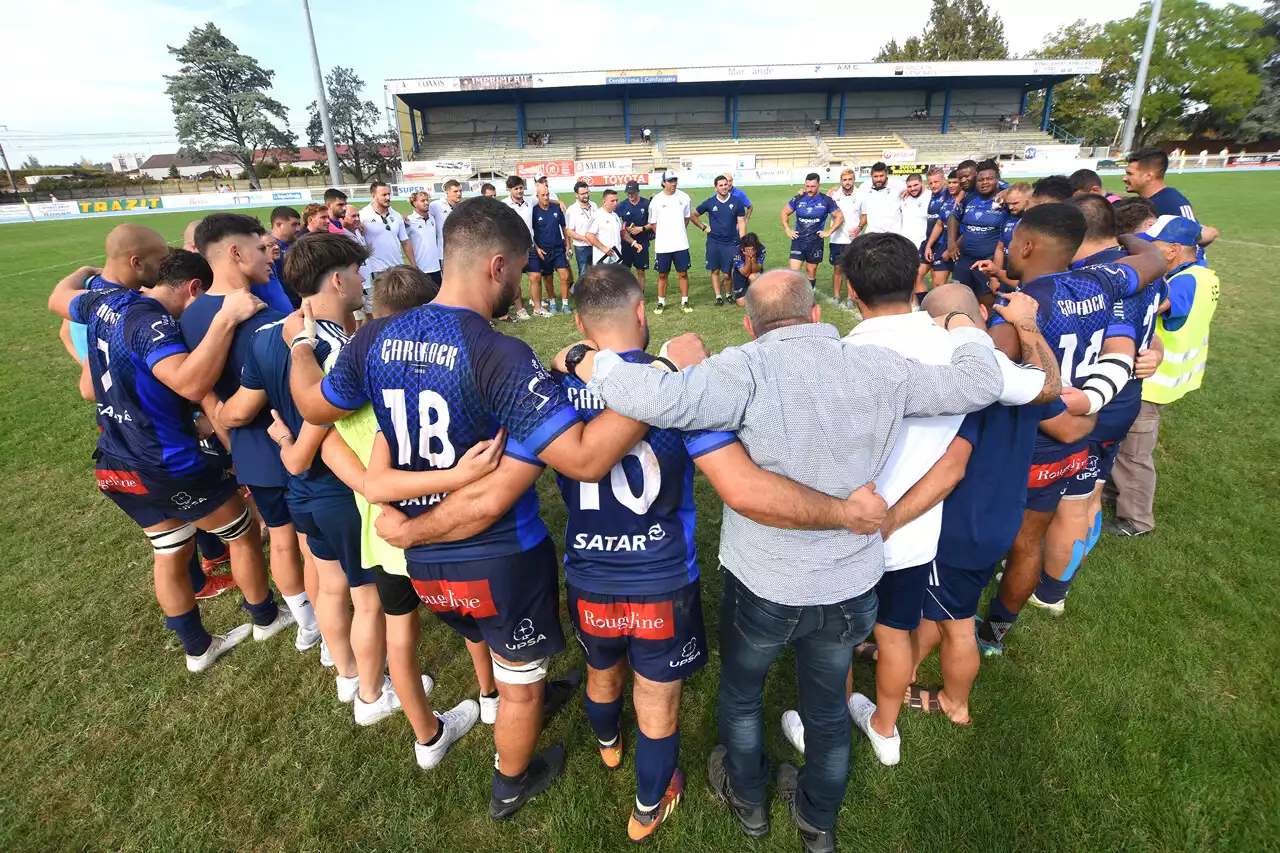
left=1226, top=154, right=1280, bottom=167
left=882, top=149, right=918, bottom=163
left=516, top=160, right=575, bottom=178
left=605, top=69, right=677, bottom=85
left=575, top=158, right=632, bottom=173
left=1000, top=158, right=1098, bottom=176
left=77, top=197, right=163, bottom=215
left=585, top=173, right=651, bottom=187
left=402, top=160, right=473, bottom=179
left=460, top=74, right=531, bottom=91
left=681, top=154, right=757, bottom=172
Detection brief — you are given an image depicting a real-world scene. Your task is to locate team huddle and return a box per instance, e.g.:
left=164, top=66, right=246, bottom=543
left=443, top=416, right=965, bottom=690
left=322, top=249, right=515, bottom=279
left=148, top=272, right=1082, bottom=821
left=46, top=143, right=1221, bottom=853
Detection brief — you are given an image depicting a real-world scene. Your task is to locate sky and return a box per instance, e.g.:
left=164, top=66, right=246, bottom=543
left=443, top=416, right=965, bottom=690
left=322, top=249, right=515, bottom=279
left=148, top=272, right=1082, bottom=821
left=0, top=0, right=1265, bottom=166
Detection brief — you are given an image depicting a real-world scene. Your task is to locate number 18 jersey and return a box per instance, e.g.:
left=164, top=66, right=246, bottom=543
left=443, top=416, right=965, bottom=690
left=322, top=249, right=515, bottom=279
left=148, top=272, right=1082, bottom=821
left=555, top=350, right=736, bottom=596
left=321, top=303, right=582, bottom=562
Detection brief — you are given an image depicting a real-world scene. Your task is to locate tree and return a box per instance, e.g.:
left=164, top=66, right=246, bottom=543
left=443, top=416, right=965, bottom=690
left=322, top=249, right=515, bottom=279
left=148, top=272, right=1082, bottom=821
left=21, top=155, right=41, bottom=169
left=1027, top=20, right=1122, bottom=145
left=1238, top=0, right=1280, bottom=142
left=167, top=163, right=180, bottom=179
left=875, top=0, right=1009, bottom=61
left=164, top=23, right=296, bottom=188
left=306, top=66, right=398, bottom=183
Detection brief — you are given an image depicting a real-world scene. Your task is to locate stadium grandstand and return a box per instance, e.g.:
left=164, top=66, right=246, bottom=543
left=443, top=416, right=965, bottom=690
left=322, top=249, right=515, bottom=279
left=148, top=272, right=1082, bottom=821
left=386, top=59, right=1102, bottom=179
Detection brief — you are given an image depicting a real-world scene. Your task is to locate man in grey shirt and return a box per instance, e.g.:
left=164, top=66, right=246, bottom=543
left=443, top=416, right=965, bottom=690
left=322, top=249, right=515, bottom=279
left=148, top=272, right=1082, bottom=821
left=570, top=270, right=1003, bottom=851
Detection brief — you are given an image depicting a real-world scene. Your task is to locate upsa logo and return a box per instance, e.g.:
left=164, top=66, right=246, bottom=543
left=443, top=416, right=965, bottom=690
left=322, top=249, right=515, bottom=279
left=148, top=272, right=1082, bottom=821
left=670, top=637, right=701, bottom=668
left=507, top=617, right=547, bottom=652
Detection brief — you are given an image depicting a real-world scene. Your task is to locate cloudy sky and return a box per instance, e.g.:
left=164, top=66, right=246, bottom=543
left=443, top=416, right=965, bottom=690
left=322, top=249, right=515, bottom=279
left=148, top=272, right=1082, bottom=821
left=1, top=0, right=1264, bottom=165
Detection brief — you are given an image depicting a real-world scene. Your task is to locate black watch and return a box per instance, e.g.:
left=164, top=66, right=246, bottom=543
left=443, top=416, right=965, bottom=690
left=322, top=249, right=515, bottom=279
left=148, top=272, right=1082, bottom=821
left=565, top=343, right=596, bottom=378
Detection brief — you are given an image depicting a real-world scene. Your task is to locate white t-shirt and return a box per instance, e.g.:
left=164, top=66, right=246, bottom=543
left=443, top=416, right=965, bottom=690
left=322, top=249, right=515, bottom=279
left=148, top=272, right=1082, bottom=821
left=405, top=211, right=441, bottom=274
left=588, top=209, right=623, bottom=262
left=359, top=205, right=409, bottom=273
left=898, top=191, right=931, bottom=247
left=649, top=190, right=692, bottom=254
left=428, top=199, right=455, bottom=257
left=857, top=185, right=903, bottom=235
left=503, top=195, right=534, bottom=240
left=345, top=229, right=372, bottom=286
left=828, top=186, right=862, bottom=245
left=564, top=201, right=599, bottom=248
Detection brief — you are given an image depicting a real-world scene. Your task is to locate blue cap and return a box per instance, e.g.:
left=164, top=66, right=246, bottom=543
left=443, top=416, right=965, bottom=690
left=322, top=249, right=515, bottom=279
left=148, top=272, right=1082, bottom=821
left=1138, top=215, right=1201, bottom=247
left=661, top=169, right=678, bottom=182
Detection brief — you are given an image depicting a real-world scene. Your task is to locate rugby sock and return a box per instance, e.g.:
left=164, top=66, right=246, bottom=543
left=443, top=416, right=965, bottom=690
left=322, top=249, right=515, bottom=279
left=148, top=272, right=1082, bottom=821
left=635, top=729, right=679, bottom=812
left=1035, top=572, right=1073, bottom=605
left=187, top=549, right=207, bottom=596
left=584, top=695, right=624, bottom=747
left=808, top=278, right=816, bottom=290
left=492, top=767, right=526, bottom=801
left=166, top=607, right=212, bottom=657
left=989, top=598, right=1019, bottom=624
left=196, top=530, right=227, bottom=563
left=1085, top=510, right=1103, bottom=556
left=915, top=292, right=928, bottom=307
left=282, top=591, right=318, bottom=632
left=243, top=594, right=280, bottom=627
left=681, top=296, right=689, bottom=305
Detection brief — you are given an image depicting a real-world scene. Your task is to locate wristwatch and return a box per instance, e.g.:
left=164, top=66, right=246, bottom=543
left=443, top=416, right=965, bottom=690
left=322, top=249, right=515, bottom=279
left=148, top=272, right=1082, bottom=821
left=565, top=343, right=596, bottom=379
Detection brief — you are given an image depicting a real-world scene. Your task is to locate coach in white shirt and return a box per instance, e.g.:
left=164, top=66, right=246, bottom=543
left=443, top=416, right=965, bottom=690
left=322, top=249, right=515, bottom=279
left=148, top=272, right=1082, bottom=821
left=857, top=162, right=903, bottom=235
left=585, top=188, right=636, bottom=263
left=649, top=170, right=694, bottom=313
left=563, top=180, right=599, bottom=277
left=428, top=179, right=461, bottom=261
left=360, top=181, right=415, bottom=275
left=897, top=173, right=931, bottom=249
left=405, top=190, right=442, bottom=283
left=827, top=167, right=861, bottom=308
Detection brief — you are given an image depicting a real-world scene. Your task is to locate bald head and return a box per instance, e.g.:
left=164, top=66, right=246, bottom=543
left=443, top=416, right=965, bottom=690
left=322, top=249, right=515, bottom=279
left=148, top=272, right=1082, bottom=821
left=183, top=219, right=201, bottom=252
left=921, top=283, right=984, bottom=327
left=745, top=270, right=816, bottom=338
left=104, top=223, right=170, bottom=288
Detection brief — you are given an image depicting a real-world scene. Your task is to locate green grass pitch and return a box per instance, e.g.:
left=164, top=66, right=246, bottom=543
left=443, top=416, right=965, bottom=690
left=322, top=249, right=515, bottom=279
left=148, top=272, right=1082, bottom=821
left=0, top=174, right=1276, bottom=852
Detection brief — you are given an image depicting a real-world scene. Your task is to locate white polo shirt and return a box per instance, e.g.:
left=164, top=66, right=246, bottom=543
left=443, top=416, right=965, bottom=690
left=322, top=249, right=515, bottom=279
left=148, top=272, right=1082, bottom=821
left=857, top=184, right=903, bottom=235
left=828, top=186, right=861, bottom=245
left=649, top=189, right=692, bottom=254
left=405, top=211, right=441, bottom=274
left=428, top=199, right=455, bottom=257
left=503, top=195, right=534, bottom=241
left=844, top=311, right=1046, bottom=570
left=359, top=204, right=409, bottom=273
left=898, top=190, right=931, bottom=247
left=565, top=201, right=599, bottom=248
left=588, top=209, right=623, bottom=262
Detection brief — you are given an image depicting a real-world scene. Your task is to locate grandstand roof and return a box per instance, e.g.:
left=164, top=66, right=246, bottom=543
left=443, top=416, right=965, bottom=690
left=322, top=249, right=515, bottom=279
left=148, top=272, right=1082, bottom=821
left=386, top=59, right=1101, bottom=106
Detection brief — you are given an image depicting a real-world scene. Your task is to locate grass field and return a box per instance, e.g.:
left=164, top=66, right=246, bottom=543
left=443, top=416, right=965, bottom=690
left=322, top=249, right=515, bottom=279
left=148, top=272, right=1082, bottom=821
left=1, top=174, right=1277, bottom=853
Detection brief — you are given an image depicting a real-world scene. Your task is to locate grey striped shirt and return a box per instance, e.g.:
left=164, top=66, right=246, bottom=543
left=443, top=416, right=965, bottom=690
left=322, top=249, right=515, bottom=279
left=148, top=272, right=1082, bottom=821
left=589, top=322, right=1003, bottom=606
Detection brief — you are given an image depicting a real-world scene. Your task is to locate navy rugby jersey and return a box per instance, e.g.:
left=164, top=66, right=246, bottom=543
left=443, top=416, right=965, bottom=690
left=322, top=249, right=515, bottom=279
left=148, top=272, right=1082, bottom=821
left=554, top=350, right=735, bottom=596
left=320, top=303, right=581, bottom=562
left=1149, top=186, right=1206, bottom=265
left=933, top=190, right=961, bottom=251
left=952, top=192, right=1007, bottom=258
left=787, top=192, right=840, bottom=242
left=531, top=203, right=567, bottom=249
left=617, top=196, right=651, bottom=243
left=695, top=194, right=747, bottom=243
left=999, top=213, right=1020, bottom=249
left=70, top=287, right=203, bottom=477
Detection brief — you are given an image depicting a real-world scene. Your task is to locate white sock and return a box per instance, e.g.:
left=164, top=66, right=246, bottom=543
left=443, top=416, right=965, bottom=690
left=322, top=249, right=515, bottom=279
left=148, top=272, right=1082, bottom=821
left=658, top=297, right=666, bottom=306
left=282, top=592, right=317, bottom=631
left=636, top=797, right=659, bottom=813
left=681, top=296, right=689, bottom=304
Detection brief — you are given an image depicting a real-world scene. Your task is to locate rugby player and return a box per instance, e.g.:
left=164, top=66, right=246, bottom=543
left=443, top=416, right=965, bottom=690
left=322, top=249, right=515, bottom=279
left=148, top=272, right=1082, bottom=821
left=531, top=182, right=572, bottom=316
left=323, top=188, right=348, bottom=233
left=897, top=173, right=930, bottom=260
left=922, top=169, right=962, bottom=290
left=694, top=175, right=747, bottom=306
left=782, top=172, right=843, bottom=292
left=731, top=233, right=766, bottom=307
left=1030, top=175, right=1073, bottom=205
left=1069, top=169, right=1123, bottom=203
left=302, top=203, right=330, bottom=235
left=48, top=227, right=280, bottom=672
left=617, top=180, right=652, bottom=292
left=405, top=191, right=443, bottom=285
left=945, top=160, right=1006, bottom=307
left=269, top=206, right=302, bottom=307
left=481, top=183, right=497, bottom=197
left=980, top=204, right=1166, bottom=653
left=987, top=182, right=1032, bottom=291
left=827, top=168, right=861, bottom=309
left=1122, top=147, right=1220, bottom=264
left=724, top=173, right=753, bottom=221
left=501, top=175, right=535, bottom=321
left=856, top=162, right=903, bottom=236
left=1114, top=197, right=1158, bottom=236
left=287, top=196, right=656, bottom=819
left=649, top=171, right=695, bottom=314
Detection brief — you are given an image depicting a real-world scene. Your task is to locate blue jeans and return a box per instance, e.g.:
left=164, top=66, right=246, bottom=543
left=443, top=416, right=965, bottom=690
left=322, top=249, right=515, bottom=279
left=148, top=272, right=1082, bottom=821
left=574, top=245, right=593, bottom=277
left=717, top=569, right=878, bottom=831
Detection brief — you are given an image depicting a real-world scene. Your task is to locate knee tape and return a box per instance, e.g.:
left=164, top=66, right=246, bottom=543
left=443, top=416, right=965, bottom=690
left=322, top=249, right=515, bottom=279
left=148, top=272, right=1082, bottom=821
left=148, top=524, right=196, bottom=555
left=1061, top=539, right=1087, bottom=582
left=491, top=654, right=549, bottom=686
left=1085, top=510, right=1103, bottom=556
left=210, top=508, right=254, bottom=543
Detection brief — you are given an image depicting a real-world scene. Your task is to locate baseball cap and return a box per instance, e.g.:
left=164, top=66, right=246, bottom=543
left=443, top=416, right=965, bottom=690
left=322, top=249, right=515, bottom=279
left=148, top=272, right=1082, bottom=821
left=661, top=169, right=678, bottom=183
left=625, top=179, right=640, bottom=193
left=1138, top=215, right=1201, bottom=246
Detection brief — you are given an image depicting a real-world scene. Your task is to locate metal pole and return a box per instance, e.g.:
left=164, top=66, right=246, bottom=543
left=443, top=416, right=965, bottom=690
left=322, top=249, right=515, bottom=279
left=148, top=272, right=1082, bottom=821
left=0, top=141, right=16, bottom=197
left=301, top=0, right=342, bottom=187
left=1121, top=0, right=1163, bottom=155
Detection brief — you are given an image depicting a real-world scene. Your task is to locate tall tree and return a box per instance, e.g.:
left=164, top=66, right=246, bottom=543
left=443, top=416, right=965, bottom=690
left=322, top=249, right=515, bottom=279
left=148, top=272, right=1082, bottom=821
left=306, top=67, right=398, bottom=183
left=21, top=155, right=41, bottom=169
left=875, top=0, right=1009, bottom=61
left=1028, top=20, right=1122, bottom=145
left=164, top=23, right=295, bottom=188
left=1237, top=0, right=1280, bottom=142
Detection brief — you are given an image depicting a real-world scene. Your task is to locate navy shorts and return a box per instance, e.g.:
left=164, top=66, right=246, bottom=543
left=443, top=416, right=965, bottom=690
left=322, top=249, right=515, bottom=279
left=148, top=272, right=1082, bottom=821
left=705, top=238, right=738, bottom=273
left=620, top=241, right=650, bottom=270
left=829, top=242, right=849, bottom=266
left=95, top=452, right=239, bottom=529
left=290, top=496, right=374, bottom=587
left=391, top=536, right=565, bottom=663
left=654, top=249, right=691, bottom=273
left=567, top=582, right=706, bottom=683
left=922, top=559, right=994, bottom=622
left=952, top=253, right=994, bottom=297
left=1095, top=437, right=1123, bottom=483
left=530, top=244, right=568, bottom=275
left=573, top=245, right=593, bottom=276
left=1026, top=443, right=1090, bottom=512
left=790, top=239, right=824, bottom=264
left=732, top=269, right=755, bottom=301
left=250, top=484, right=294, bottom=529
left=874, top=561, right=932, bottom=631
left=523, top=248, right=538, bottom=274
left=921, top=239, right=953, bottom=271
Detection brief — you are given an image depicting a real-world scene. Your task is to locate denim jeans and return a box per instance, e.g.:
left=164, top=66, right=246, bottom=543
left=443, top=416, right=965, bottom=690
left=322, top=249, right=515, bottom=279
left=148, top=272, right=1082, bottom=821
left=717, top=569, right=878, bottom=831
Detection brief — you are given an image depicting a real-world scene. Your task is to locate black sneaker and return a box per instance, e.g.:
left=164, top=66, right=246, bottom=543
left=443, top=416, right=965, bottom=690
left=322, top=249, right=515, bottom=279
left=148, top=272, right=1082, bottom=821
left=777, top=763, right=836, bottom=853
left=1103, top=517, right=1149, bottom=538
left=707, top=744, right=769, bottom=838
left=543, top=669, right=582, bottom=721
left=715, top=296, right=724, bottom=307
left=488, top=744, right=566, bottom=821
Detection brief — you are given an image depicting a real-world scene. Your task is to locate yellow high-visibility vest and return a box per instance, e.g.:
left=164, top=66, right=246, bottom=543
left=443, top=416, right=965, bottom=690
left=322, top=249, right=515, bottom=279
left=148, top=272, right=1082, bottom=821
left=1143, top=265, right=1219, bottom=405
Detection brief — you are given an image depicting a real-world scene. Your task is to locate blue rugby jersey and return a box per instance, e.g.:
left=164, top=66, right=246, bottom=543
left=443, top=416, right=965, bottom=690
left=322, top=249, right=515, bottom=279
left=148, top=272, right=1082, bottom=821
left=1149, top=186, right=1206, bottom=265
left=320, top=303, right=581, bottom=561
left=695, top=194, right=747, bottom=243
left=531, top=203, right=567, bottom=249
left=787, top=192, right=840, bottom=242
left=617, top=196, right=651, bottom=244
left=554, top=350, right=735, bottom=596
left=933, top=190, right=961, bottom=251
left=70, top=287, right=203, bottom=477
left=953, top=192, right=1007, bottom=258
left=999, top=213, right=1020, bottom=249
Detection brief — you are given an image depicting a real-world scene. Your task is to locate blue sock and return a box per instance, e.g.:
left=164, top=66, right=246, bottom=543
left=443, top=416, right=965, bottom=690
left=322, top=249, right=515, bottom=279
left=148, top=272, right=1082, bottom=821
left=243, top=594, right=279, bottom=627
left=989, top=597, right=1019, bottom=624
left=1034, top=571, right=1073, bottom=605
left=197, top=530, right=227, bottom=563
left=915, top=291, right=927, bottom=307
left=584, top=695, right=623, bottom=746
left=187, top=548, right=206, bottom=596
left=1085, top=510, right=1103, bottom=556
left=808, top=278, right=816, bottom=290
left=635, top=729, right=679, bottom=811
left=166, top=607, right=212, bottom=656
left=493, top=767, right=525, bottom=801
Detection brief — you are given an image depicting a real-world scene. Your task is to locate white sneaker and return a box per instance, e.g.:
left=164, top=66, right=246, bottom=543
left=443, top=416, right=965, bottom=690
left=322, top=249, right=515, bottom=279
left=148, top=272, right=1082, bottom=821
left=533, top=308, right=553, bottom=318
left=354, top=676, right=401, bottom=726
left=515, top=309, right=531, bottom=321
left=319, top=640, right=334, bottom=668
left=252, top=608, right=296, bottom=642
left=781, top=709, right=806, bottom=753
left=1028, top=592, right=1067, bottom=616
left=337, top=674, right=359, bottom=704
left=848, top=692, right=901, bottom=766
left=479, top=692, right=500, bottom=725
left=415, top=700, right=481, bottom=770
left=295, top=624, right=323, bottom=652
left=186, top=624, right=252, bottom=673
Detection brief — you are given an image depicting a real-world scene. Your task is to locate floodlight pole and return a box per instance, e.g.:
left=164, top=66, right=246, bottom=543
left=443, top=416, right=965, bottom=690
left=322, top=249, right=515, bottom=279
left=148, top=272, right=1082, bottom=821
left=1120, top=0, right=1163, bottom=155
left=302, top=0, right=343, bottom=187
left=0, top=125, right=17, bottom=195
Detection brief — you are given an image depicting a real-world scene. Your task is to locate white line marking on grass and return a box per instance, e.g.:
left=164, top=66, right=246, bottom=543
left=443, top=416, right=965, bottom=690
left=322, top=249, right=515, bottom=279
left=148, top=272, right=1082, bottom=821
left=1219, top=239, right=1280, bottom=250
left=1, top=240, right=183, bottom=281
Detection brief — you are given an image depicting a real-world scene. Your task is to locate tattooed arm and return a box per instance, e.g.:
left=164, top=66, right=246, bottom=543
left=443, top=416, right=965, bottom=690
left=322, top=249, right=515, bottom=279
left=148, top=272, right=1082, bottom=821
left=991, top=291, right=1062, bottom=405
